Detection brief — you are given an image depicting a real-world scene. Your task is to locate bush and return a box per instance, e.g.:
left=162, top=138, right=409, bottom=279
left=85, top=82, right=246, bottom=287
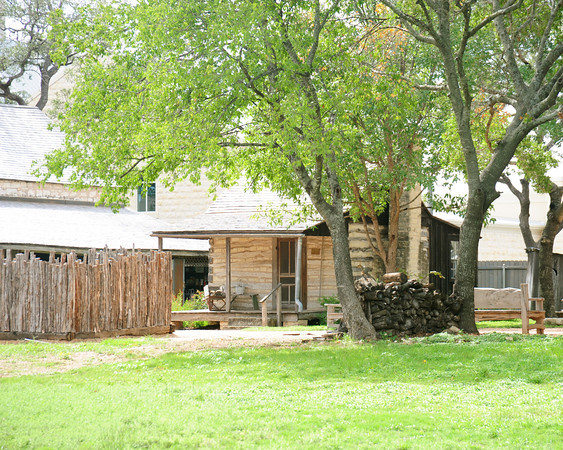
left=317, top=296, right=340, bottom=325
left=171, top=291, right=209, bottom=329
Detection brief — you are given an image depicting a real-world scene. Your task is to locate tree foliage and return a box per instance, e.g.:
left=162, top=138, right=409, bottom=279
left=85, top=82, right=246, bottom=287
left=0, top=0, right=79, bottom=109
left=45, top=0, right=392, bottom=339
left=342, top=22, right=445, bottom=273
left=381, top=0, right=563, bottom=331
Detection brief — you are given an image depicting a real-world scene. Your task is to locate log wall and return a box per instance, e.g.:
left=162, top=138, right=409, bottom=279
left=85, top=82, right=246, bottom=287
left=209, top=237, right=274, bottom=310
left=209, top=236, right=337, bottom=310
left=306, top=236, right=337, bottom=308
left=0, top=249, right=172, bottom=339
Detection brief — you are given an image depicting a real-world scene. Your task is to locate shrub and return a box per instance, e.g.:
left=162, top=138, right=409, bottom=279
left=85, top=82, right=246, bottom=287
left=317, top=296, right=340, bottom=325
left=171, top=291, right=209, bottom=329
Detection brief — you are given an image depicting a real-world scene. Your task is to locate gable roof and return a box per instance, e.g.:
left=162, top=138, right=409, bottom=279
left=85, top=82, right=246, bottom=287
left=153, top=184, right=325, bottom=238
left=0, top=104, right=68, bottom=183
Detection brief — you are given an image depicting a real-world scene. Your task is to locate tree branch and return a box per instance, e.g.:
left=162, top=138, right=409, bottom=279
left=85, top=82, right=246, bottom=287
left=491, top=0, right=528, bottom=97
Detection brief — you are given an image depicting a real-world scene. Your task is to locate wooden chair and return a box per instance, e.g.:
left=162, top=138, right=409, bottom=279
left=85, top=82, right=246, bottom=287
left=204, top=285, right=226, bottom=311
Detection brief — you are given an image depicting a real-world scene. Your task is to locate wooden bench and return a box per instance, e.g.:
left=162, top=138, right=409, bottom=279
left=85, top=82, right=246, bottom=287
left=326, top=303, right=343, bottom=329
left=474, top=283, right=545, bottom=334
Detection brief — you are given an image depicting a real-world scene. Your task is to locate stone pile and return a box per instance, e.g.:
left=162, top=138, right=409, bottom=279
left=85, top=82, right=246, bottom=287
left=355, top=274, right=461, bottom=336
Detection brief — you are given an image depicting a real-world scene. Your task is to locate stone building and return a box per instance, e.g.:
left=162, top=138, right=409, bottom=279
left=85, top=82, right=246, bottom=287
left=0, top=104, right=207, bottom=300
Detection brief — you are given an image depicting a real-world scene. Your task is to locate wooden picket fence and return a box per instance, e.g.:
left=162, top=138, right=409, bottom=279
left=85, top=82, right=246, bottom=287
left=0, top=249, right=173, bottom=339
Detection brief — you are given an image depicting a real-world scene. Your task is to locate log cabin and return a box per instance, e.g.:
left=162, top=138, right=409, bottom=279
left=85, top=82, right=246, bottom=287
left=153, top=184, right=459, bottom=325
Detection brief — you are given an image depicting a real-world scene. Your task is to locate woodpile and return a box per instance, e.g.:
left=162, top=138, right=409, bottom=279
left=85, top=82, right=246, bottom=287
left=355, top=275, right=461, bottom=336
left=0, top=249, right=173, bottom=339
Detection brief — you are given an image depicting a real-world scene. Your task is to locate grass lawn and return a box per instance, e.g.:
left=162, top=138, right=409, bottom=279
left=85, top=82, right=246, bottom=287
left=477, top=319, right=563, bottom=328
left=1, top=334, right=562, bottom=449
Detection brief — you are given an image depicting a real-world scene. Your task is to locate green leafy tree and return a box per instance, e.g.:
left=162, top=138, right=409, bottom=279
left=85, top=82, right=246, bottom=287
left=0, top=0, right=79, bottom=109
left=381, top=0, right=563, bottom=332
left=44, top=0, right=393, bottom=339
left=342, top=22, right=444, bottom=274
left=500, top=127, right=562, bottom=317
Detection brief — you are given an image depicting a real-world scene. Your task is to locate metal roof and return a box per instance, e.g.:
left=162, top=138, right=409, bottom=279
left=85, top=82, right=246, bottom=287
left=0, top=104, right=69, bottom=183
left=0, top=198, right=209, bottom=253
left=152, top=184, right=323, bottom=238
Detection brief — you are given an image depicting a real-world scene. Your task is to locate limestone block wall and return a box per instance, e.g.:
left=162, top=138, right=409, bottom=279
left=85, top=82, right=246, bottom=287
left=0, top=179, right=100, bottom=203
left=478, top=223, right=543, bottom=261
left=125, top=177, right=223, bottom=224
left=418, top=226, right=430, bottom=280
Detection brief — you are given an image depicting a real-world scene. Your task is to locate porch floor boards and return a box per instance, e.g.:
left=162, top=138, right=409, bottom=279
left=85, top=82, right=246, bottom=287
left=172, top=309, right=324, bottom=329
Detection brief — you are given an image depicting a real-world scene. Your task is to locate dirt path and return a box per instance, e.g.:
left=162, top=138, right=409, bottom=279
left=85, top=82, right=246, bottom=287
left=1, top=328, right=561, bottom=378
left=0, top=330, right=327, bottom=378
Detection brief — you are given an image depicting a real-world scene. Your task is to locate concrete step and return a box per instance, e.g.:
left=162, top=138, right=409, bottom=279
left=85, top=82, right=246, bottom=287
left=228, top=317, right=263, bottom=328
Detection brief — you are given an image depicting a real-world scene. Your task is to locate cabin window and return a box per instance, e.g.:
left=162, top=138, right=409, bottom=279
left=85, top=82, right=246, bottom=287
left=137, top=183, right=156, bottom=212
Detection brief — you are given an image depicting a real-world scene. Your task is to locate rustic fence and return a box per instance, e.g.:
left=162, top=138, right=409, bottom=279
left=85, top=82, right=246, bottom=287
left=0, top=249, right=173, bottom=339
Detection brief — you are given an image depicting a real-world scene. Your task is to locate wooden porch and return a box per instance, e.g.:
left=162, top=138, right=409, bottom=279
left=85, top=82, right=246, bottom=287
left=172, top=308, right=324, bottom=330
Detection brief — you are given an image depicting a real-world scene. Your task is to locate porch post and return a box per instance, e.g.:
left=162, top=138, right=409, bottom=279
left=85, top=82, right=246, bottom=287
left=226, top=237, right=232, bottom=312
left=295, top=236, right=304, bottom=312
left=157, top=237, right=163, bottom=251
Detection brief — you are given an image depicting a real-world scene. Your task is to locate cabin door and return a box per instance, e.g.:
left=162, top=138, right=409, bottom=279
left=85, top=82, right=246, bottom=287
left=277, top=238, right=306, bottom=309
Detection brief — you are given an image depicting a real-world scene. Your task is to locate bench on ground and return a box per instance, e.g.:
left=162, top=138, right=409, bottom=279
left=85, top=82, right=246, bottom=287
left=326, top=303, right=343, bottom=329
left=474, top=283, right=545, bottom=334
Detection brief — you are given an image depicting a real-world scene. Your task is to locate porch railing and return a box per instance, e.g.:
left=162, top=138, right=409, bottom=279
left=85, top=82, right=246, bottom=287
left=259, top=283, right=283, bottom=327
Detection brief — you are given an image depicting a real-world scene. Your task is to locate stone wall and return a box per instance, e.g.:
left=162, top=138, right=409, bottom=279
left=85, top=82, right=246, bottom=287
left=125, top=177, right=222, bottom=223
left=355, top=275, right=460, bottom=336
left=0, top=179, right=100, bottom=203
left=349, top=187, right=430, bottom=281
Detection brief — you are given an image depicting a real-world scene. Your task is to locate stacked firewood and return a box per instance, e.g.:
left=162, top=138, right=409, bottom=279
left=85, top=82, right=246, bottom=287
left=355, top=273, right=461, bottom=336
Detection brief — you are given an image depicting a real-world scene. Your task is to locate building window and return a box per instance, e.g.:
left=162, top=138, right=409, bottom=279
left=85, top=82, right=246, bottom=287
left=450, top=239, right=459, bottom=280
left=137, top=183, right=156, bottom=212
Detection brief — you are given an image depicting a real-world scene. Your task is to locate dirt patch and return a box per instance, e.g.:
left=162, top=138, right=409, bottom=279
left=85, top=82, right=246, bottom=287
left=0, top=330, right=327, bottom=378
left=1, top=328, right=561, bottom=378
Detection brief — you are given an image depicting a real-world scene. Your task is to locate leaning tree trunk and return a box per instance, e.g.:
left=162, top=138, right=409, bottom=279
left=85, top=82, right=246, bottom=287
left=453, top=191, right=486, bottom=334
left=326, top=213, right=376, bottom=340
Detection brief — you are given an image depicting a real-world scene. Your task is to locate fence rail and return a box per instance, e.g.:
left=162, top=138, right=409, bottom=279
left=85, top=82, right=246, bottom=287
left=0, top=249, right=172, bottom=339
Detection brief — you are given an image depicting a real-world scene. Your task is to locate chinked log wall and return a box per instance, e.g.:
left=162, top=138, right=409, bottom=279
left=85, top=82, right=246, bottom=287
left=0, top=249, right=173, bottom=340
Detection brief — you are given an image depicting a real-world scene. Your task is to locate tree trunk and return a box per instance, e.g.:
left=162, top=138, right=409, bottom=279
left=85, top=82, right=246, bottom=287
left=453, top=190, right=486, bottom=333
left=326, top=212, right=376, bottom=340
left=538, top=194, right=563, bottom=317
left=538, top=236, right=556, bottom=317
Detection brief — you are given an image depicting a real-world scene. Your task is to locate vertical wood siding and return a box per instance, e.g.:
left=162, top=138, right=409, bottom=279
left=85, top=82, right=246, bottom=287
left=0, top=249, right=172, bottom=338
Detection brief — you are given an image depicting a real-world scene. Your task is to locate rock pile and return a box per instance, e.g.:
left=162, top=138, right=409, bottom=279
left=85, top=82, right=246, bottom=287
left=355, top=274, right=461, bottom=336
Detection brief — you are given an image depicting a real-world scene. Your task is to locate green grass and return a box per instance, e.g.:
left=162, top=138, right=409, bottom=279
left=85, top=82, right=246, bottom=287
left=1, top=334, right=562, bottom=448
left=477, top=319, right=563, bottom=328
left=0, top=336, right=166, bottom=360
